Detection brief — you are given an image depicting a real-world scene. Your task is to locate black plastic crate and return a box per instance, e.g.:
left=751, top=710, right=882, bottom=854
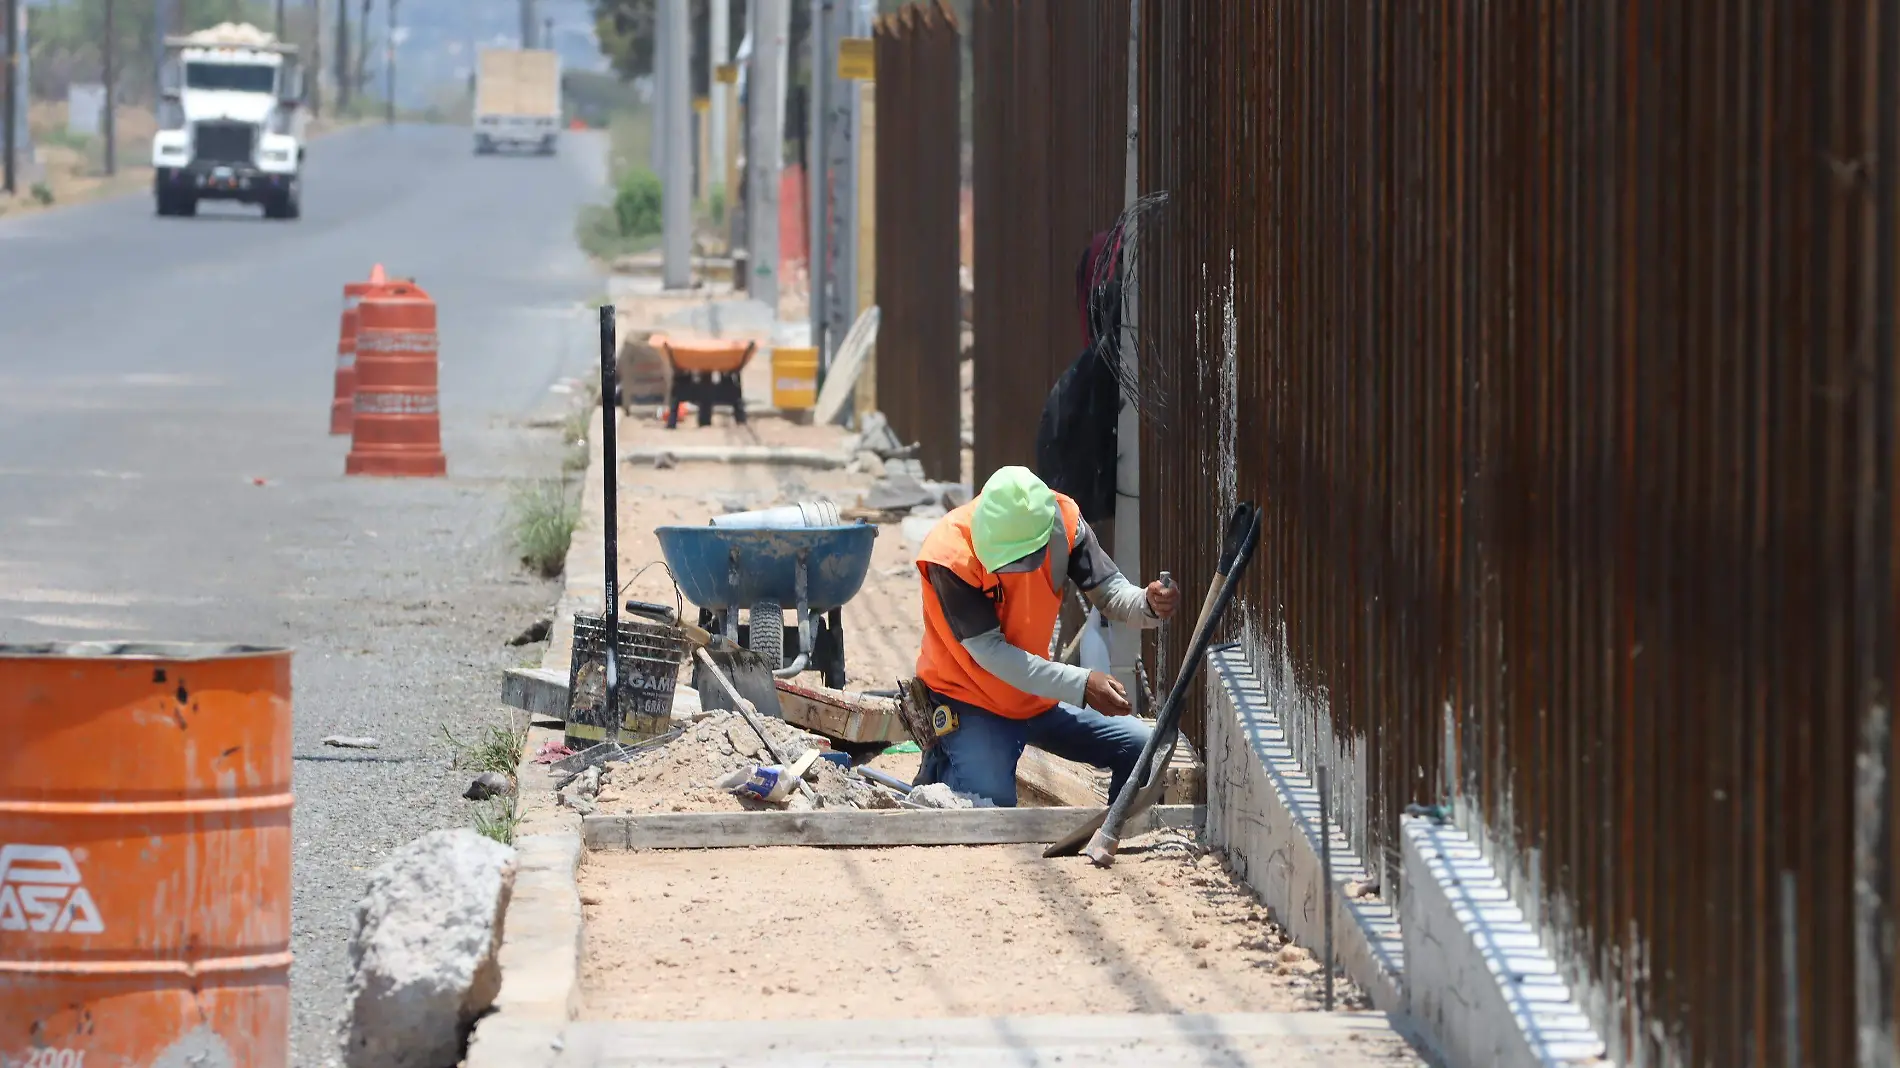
left=566, top=612, right=686, bottom=748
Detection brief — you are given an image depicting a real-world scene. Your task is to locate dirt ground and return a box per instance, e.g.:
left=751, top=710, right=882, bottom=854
left=577, top=830, right=1402, bottom=1031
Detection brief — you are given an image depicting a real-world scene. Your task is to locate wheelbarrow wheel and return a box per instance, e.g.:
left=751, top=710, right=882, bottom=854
left=748, top=600, right=783, bottom=670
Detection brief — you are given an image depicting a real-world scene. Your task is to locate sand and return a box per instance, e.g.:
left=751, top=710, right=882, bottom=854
left=577, top=831, right=1401, bottom=1032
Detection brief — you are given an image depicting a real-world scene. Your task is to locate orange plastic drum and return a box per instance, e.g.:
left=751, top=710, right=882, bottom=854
left=0, top=643, right=294, bottom=1067
left=329, top=269, right=386, bottom=437
left=346, top=279, right=447, bottom=477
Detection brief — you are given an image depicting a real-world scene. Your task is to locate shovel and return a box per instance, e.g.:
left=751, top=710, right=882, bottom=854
left=1044, top=503, right=1262, bottom=863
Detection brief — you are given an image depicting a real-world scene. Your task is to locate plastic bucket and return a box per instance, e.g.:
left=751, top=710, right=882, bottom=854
left=708, top=499, right=841, bottom=529
left=771, top=346, right=819, bottom=410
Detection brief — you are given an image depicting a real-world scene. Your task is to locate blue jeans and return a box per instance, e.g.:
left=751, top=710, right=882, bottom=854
left=915, top=694, right=1152, bottom=807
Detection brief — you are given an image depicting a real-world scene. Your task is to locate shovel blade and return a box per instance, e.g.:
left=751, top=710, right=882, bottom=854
left=694, top=645, right=783, bottom=717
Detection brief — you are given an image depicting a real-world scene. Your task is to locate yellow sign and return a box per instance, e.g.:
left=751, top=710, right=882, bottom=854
left=714, top=63, right=739, bottom=85
left=693, top=96, right=710, bottom=113
left=838, top=37, right=875, bottom=81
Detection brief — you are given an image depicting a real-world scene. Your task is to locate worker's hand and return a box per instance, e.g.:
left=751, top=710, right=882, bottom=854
left=1145, top=579, right=1179, bottom=620
left=1084, top=670, right=1133, bottom=717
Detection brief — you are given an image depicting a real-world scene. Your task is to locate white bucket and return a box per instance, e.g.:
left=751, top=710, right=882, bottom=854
left=708, top=499, right=842, bottom=529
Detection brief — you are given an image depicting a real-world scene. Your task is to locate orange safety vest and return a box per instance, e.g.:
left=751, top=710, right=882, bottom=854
left=914, top=493, right=1082, bottom=720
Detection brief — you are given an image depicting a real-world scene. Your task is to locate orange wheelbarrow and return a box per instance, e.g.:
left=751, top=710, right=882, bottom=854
left=651, top=334, right=757, bottom=428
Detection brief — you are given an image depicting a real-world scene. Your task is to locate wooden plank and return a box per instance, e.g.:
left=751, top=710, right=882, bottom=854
left=775, top=681, right=909, bottom=743
left=503, top=666, right=570, bottom=719
left=582, top=804, right=1202, bottom=851
left=1016, top=746, right=1109, bottom=807
left=554, top=1012, right=1414, bottom=1066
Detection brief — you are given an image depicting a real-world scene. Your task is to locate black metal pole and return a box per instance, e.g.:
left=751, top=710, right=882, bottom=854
left=599, top=305, right=620, bottom=734
left=102, top=0, right=116, bottom=176
left=2, top=0, right=15, bottom=197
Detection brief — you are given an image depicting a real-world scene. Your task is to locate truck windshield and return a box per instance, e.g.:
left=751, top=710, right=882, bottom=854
left=185, top=63, right=276, bottom=93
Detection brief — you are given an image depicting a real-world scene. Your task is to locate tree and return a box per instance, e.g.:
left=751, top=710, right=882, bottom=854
left=592, top=0, right=746, bottom=85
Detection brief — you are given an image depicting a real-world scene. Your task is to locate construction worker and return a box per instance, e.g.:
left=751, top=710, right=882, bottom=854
left=912, top=465, right=1178, bottom=806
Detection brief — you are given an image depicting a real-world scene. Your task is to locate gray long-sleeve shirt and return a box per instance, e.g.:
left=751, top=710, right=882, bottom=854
left=923, top=517, right=1159, bottom=709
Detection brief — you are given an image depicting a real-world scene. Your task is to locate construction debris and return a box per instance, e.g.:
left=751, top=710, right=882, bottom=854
left=323, top=735, right=381, bottom=750
left=574, top=708, right=897, bottom=813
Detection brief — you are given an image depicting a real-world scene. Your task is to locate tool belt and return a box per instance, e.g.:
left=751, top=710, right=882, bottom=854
left=896, top=677, right=960, bottom=751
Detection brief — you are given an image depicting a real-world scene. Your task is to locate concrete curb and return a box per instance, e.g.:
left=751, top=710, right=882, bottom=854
left=468, top=404, right=609, bottom=1066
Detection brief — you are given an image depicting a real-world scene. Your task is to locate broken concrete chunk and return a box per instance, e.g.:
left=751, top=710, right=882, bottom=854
left=339, top=829, right=516, bottom=1068
left=905, top=783, right=973, bottom=809
left=461, top=772, right=512, bottom=801
left=861, top=473, right=936, bottom=512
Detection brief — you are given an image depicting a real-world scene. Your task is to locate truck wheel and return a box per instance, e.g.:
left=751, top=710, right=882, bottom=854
left=155, top=194, right=173, bottom=217
left=176, top=196, right=198, bottom=218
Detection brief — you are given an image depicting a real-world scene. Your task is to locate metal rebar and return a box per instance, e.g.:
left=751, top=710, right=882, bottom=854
left=599, top=305, right=620, bottom=733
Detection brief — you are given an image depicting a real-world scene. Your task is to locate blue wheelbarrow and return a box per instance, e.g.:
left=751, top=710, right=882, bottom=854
left=653, top=523, right=880, bottom=690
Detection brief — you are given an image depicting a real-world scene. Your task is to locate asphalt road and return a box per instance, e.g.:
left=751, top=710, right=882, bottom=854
left=0, top=124, right=608, bottom=1064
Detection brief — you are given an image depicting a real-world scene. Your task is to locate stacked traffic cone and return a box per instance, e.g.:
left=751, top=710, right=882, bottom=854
left=329, top=265, right=387, bottom=435
left=345, top=278, right=447, bottom=477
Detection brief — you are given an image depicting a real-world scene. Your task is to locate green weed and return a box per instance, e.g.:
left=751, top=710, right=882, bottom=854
left=511, top=480, right=579, bottom=579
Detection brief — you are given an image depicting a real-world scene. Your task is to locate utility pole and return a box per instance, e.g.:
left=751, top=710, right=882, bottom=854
left=660, top=0, right=690, bottom=289
left=310, top=0, right=324, bottom=118
left=153, top=0, right=169, bottom=102
left=747, top=0, right=786, bottom=311
left=103, top=0, right=117, bottom=176
left=709, top=0, right=729, bottom=199
left=519, top=0, right=536, bottom=49
left=807, top=0, right=830, bottom=362
left=2, top=0, right=14, bottom=197
left=356, top=0, right=370, bottom=104
left=276, top=0, right=286, bottom=38
left=543, top=17, right=553, bottom=52
left=334, top=0, right=350, bottom=110
left=385, top=0, right=396, bottom=125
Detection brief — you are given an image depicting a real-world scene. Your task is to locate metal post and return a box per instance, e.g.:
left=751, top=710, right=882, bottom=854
left=1109, top=0, right=1142, bottom=688
left=276, top=0, right=286, bottom=37
left=1782, top=870, right=1802, bottom=1068
left=384, top=0, right=395, bottom=125
left=808, top=0, right=831, bottom=364
left=709, top=0, right=729, bottom=199
left=660, top=0, right=691, bottom=289
left=598, top=306, right=620, bottom=733
left=519, top=0, right=536, bottom=49
left=103, top=0, right=117, bottom=176
left=1319, top=764, right=1336, bottom=1012
left=543, top=17, right=553, bottom=52
left=748, top=0, right=786, bottom=311
left=1, top=0, right=14, bottom=196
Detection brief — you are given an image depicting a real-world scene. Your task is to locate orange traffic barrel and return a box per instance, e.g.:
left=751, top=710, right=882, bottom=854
left=330, top=265, right=389, bottom=436
left=0, top=643, right=293, bottom=1067
left=346, top=279, right=447, bottom=477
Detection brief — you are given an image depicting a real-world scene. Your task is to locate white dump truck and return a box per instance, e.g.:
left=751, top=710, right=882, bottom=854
left=151, top=23, right=307, bottom=219
left=474, top=48, right=562, bottom=155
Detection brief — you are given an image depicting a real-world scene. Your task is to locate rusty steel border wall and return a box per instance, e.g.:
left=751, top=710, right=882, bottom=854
left=969, top=0, right=1128, bottom=518
left=1121, top=2, right=1900, bottom=1065
left=873, top=2, right=963, bottom=483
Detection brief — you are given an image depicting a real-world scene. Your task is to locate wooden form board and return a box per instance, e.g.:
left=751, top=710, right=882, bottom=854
left=775, top=680, right=909, bottom=743
left=1016, top=732, right=1207, bottom=808
left=583, top=804, right=1203, bottom=851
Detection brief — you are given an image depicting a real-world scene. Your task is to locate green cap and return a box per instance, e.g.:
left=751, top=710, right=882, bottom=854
left=971, top=466, right=1058, bottom=573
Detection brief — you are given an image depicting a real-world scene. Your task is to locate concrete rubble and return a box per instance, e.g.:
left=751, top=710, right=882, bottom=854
left=568, top=708, right=912, bottom=812
left=339, top=828, right=518, bottom=1068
